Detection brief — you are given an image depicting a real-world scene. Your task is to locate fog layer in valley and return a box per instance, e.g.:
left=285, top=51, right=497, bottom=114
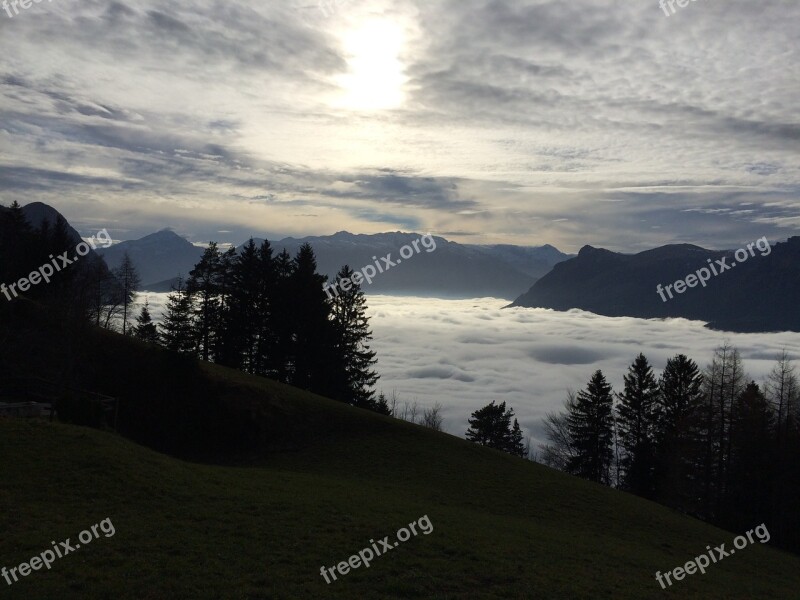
left=139, top=293, right=800, bottom=449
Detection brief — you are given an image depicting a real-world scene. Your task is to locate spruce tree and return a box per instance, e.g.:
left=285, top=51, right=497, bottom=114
left=374, top=392, right=392, bottom=416
left=271, top=248, right=295, bottom=382
left=616, top=354, right=661, bottom=496
left=288, top=244, right=340, bottom=396
left=254, top=240, right=278, bottom=376
left=187, top=243, right=222, bottom=362
left=329, top=265, right=379, bottom=407
left=725, top=382, right=774, bottom=529
left=655, top=354, right=704, bottom=508
left=567, top=370, right=615, bottom=484
left=159, top=277, right=195, bottom=354
left=509, top=418, right=526, bottom=457
left=220, top=239, right=261, bottom=371
left=133, top=299, right=160, bottom=345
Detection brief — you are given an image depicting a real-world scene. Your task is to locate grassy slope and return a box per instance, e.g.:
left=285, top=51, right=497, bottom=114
left=2, top=364, right=799, bottom=599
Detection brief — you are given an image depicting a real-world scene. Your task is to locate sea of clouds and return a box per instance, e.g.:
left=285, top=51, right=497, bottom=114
left=138, top=293, right=800, bottom=451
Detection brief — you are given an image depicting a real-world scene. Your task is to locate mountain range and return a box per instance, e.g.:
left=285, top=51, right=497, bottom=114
left=97, top=230, right=571, bottom=299
left=16, top=202, right=799, bottom=332
left=512, top=239, right=800, bottom=333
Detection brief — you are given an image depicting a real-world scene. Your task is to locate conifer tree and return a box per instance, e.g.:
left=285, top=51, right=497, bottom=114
left=270, top=248, right=295, bottom=382
left=288, top=244, right=340, bottom=396
left=466, top=401, right=521, bottom=455
left=616, top=354, right=661, bottom=496
left=329, top=265, right=378, bottom=407
left=567, top=370, right=615, bottom=484
left=654, top=354, right=704, bottom=508
left=725, top=381, right=774, bottom=528
left=187, top=243, right=223, bottom=362
left=374, top=392, right=392, bottom=416
left=159, top=277, right=195, bottom=354
left=133, top=299, right=160, bottom=345
left=509, top=418, right=526, bottom=457
left=219, top=239, right=260, bottom=371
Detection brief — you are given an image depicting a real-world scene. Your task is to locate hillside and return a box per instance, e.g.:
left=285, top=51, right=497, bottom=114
left=512, top=238, right=800, bottom=333
left=2, top=362, right=800, bottom=599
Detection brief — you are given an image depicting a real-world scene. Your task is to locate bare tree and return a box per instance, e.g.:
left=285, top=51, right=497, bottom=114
left=112, top=252, right=141, bottom=335
left=539, top=390, right=578, bottom=471
left=765, top=350, right=799, bottom=439
left=407, top=400, right=420, bottom=424
left=421, top=403, right=444, bottom=431
left=388, top=390, right=400, bottom=418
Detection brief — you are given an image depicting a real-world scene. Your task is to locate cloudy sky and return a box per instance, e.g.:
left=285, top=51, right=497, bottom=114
left=1, top=0, right=798, bottom=252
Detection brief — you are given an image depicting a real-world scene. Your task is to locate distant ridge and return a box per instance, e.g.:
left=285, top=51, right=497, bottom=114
left=512, top=238, right=800, bottom=333
left=98, top=227, right=571, bottom=299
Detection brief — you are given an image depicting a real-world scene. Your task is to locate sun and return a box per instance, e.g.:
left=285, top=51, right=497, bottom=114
left=335, top=19, right=407, bottom=111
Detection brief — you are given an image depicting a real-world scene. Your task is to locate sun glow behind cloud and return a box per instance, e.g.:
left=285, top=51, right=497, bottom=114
left=334, top=18, right=407, bottom=111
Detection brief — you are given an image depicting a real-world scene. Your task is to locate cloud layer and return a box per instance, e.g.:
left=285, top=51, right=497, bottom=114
left=139, top=293, right=800, bottom=450
left=363, top=296, right=800, bottom=449
left=1, top=0, right=798, bottom=250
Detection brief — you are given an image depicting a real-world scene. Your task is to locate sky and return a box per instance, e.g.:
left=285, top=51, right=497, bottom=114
left=139, top=293, right=800, bottom=450
left=1, top=0, right=798, bottom=252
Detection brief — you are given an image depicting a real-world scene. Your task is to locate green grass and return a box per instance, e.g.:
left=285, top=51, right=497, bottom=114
left=1, top=363, right=799, bottom=599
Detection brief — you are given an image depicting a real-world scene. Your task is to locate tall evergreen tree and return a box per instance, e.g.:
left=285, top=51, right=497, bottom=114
left=654, top=354, right=704, bottom=509
left=213, top=246, right=237, bottom=361
left=329, top=265, right=379, bottom=407
left=159, top=277, right=195, bottom=354
left=288, top=244, right=340, bottom=397
left=187, top=243, right=223, bottom=361
left=219, top=239, right=261, bottom=371
left=133, top=299, right=160, bottom=345
left=616, top=354, right=661, bottom=496
left=270, top=248, right=295, bottom=382
left=509, top=418, right=526, bottom=457
left=764, top=352, right=800, bottom=549
left=725, top=382, right=774, bottom=529
left=567, top=370, right=615, bottom=484
left=254, top=240, right=279, bottom=376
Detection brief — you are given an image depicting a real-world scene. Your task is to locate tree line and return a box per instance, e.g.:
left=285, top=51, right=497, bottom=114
left=132, top=239, right=382, bottom=411
left=540, top=347, right=800, bottom=552
left=0, top=201, right=135, bottom=328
